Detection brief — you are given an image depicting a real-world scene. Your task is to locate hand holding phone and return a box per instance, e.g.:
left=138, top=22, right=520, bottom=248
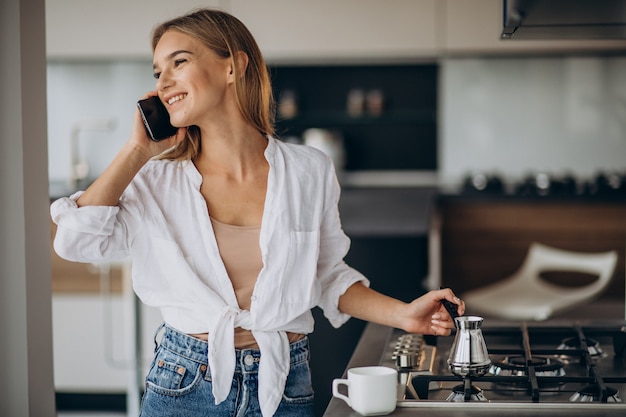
left=137, top=96, right=178, bottom=141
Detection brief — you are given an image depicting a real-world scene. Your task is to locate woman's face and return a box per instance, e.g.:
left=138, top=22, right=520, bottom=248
left=152, top=29, right=233, bottom=128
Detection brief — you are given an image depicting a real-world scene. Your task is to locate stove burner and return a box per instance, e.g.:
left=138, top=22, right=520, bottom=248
left=557, top=336, right=607, bottom=363
left=445, top=384, right=488, bottom=402
left=569, top=384, right=623, bottom=403
left=489, top=356, right=566, bottom=394
left=489, top=356, right=566, bottom=378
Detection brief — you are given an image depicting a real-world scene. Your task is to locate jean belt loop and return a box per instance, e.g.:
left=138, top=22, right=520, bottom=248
left=153, top=322, right=166, bottom=351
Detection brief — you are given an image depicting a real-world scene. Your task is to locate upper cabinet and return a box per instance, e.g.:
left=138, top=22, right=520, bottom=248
left=45, top=0, right=626, bottom=61
left=229, top=0, right=441, bottom=63
left=45, top=0, right=222, bottom=59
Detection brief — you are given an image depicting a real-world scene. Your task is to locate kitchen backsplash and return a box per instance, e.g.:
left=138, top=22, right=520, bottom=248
left=440, top=56, right=626, bottom=186
left=47, top=56, right=626, bottom=186
left=47, top=60, right=155, bottom=184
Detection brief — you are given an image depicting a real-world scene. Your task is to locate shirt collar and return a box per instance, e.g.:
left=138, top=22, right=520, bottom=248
left=181, top=159, right=203, bottom=190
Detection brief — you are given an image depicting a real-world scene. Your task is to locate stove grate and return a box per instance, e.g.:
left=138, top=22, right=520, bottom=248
left=383, top=321, right=626, bottom=407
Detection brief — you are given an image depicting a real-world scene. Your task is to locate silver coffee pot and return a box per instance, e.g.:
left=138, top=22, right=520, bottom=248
left=447, top=316, right=491, bottom=377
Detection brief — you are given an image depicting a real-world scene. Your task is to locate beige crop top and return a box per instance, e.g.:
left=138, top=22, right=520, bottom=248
left=210, top=217, right=303, bottom=348
left=211, top=217, right=262, bottom=311
left=210, top=217, right=262, bottom=348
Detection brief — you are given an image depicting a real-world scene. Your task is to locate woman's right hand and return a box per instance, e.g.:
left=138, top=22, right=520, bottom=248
left=129, top=91, right=187, bottom=160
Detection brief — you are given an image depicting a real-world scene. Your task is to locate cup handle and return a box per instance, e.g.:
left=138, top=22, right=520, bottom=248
left=332, top=378, right=351, bottom=407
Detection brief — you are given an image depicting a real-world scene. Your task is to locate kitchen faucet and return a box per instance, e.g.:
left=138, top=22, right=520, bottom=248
left=69, top=118, right=116, bottom=190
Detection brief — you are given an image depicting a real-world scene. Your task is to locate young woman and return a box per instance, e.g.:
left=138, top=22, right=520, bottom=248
left=51, top=8, right=464, bottom=417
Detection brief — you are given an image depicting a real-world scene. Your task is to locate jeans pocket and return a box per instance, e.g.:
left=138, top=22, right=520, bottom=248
left=145, top=347, right=206, bottom=397
left=281, top=359, right=314, bottom=404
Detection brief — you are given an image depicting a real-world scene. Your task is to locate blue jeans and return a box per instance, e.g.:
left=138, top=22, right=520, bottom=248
left=139, top=324, right=315, bottom=417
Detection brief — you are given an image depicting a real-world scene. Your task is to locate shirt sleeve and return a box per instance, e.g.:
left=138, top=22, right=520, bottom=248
left=315, top=161, right=370, bottom=328
left=50, top=191, right=132, bottom=263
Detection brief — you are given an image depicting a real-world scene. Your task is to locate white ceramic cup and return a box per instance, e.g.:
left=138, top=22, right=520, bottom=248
left=332, top=366, right=398, bottom=416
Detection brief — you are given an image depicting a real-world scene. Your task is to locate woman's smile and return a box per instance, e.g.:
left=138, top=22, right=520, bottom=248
left=167, top=93, right=187, bottom=105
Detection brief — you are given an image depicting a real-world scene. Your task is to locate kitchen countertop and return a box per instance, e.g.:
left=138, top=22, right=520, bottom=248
left=339, top=187, right=437, bottom=237
left=322, top=322, right=626, bottom=417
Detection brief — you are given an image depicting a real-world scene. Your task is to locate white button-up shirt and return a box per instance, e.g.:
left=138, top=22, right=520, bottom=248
left=50, top=137, right=368, bottom=416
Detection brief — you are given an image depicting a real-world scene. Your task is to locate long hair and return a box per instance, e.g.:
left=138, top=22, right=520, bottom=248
left=151, top=8, right=275, bottom=161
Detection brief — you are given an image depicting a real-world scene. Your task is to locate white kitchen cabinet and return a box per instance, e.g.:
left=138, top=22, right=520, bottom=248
left=229, top=0, right=442, bottom=63
left=52, top=293, right=163, bottom=392
left=45, top=0, right=222, bottom=59
left=46, top=0, right=626, bottom=61
left=45, top=0, right=441, bottom=61
left=444, top=0, right=626, bottom=55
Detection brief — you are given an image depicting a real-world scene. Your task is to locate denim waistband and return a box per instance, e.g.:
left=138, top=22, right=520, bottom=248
left=157, top=323, right=309, bottom=373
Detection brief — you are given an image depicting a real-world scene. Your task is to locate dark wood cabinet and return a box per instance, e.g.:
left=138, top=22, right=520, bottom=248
left=270, top=64, right=438, bottom=171
left=438, top=199, right=626, bottom=301
left=268, top=64, right=438, bottom=416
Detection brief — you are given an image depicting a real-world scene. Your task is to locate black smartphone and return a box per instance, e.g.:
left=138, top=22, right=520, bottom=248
left=137, top=96, right=178, bottom=141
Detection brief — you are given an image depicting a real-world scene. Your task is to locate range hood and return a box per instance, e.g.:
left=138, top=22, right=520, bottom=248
left=502, top=0, right=626, bottom=40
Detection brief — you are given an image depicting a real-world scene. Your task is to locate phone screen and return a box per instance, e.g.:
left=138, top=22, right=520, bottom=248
left=137, top=96, right=178, bottom=141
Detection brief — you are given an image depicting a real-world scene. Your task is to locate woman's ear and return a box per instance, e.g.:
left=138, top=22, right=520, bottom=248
left=227, top=51, right=249, bottom=84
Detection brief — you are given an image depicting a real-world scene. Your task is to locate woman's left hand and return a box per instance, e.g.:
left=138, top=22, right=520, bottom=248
left=400, top=288, right=465, bottom=336
left=338, top=283, right=464, bottom=337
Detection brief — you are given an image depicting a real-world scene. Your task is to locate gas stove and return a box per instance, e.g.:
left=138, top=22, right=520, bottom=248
left=379, top=321, right=626, bottom=411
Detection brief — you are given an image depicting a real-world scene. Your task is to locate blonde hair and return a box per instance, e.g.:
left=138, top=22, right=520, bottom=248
left=151, top=8, right=275, bottom=161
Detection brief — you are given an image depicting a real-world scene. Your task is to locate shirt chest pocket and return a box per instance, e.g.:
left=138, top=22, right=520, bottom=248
left=277, top=231, right=320, bottom=304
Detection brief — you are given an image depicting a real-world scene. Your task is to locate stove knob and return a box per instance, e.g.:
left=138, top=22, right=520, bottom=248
left=396, top=352, right=419, bottom=369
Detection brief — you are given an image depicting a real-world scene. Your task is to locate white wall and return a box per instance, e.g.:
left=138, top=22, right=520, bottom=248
left=440, top=56, right=626, bottom=185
